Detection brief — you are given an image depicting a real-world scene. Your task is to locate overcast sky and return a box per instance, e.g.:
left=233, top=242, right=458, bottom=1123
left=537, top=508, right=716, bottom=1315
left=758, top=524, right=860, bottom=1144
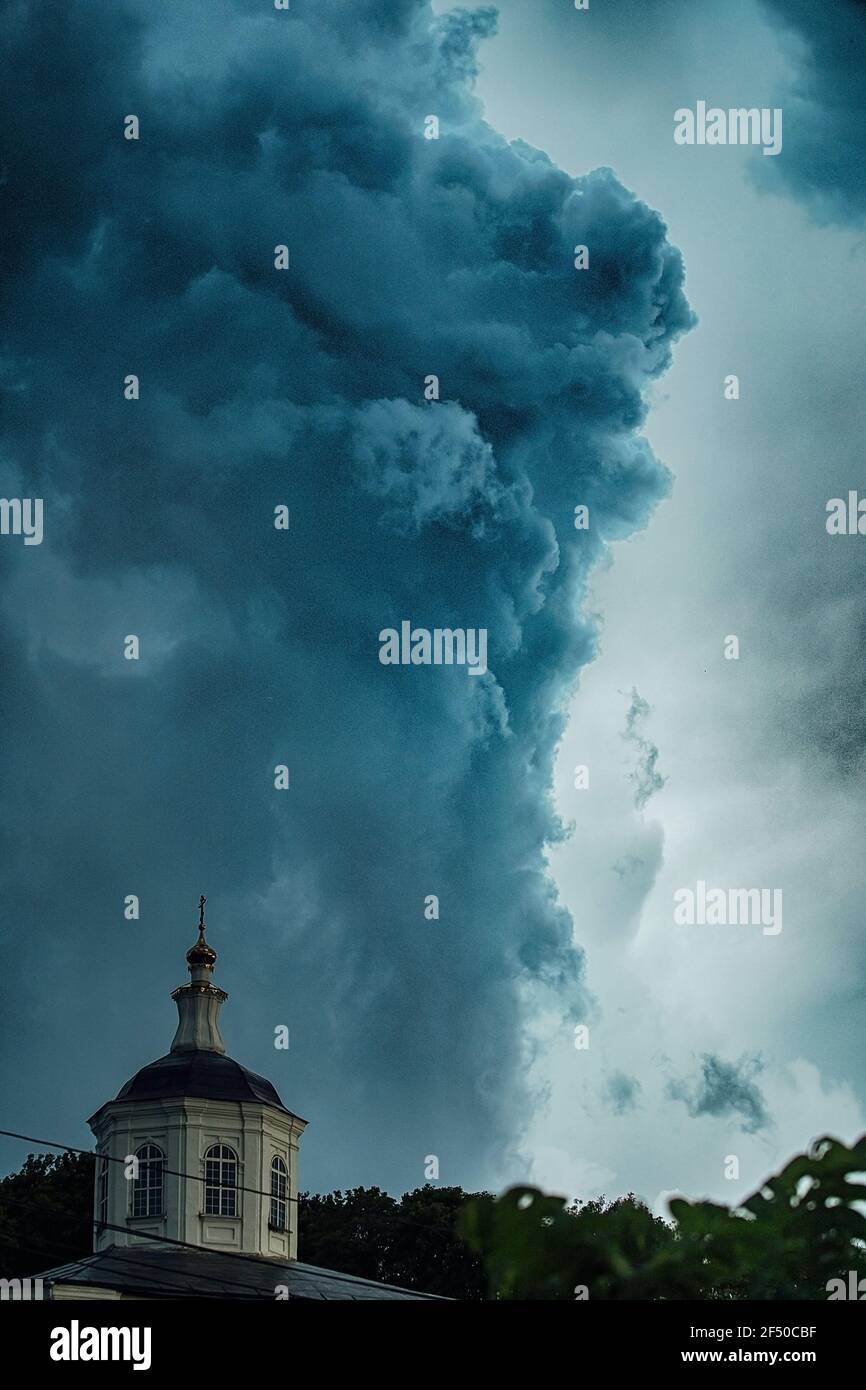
left=2, top=0, right=865, bottom=1212
left=461, top=0, right=866, bottom=1209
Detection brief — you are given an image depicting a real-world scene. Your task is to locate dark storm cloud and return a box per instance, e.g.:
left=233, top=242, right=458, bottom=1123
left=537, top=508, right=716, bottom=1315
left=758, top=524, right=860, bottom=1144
left=0, top=0, right=692, bottom=1190
left=758, top=0, right=866, bottom=222
left=669, top=1054, right=769, bottom=1134
left=603, top=1071, right=641, bottom=1115
left=744, top=0, right=866, bottom=779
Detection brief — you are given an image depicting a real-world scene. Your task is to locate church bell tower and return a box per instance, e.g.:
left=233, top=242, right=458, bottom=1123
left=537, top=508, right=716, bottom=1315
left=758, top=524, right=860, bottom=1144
left=88, top=898, right=306, bottom=1261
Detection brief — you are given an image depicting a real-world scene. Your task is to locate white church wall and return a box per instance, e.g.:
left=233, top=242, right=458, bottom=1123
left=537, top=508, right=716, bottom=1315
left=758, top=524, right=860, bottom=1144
left=92, top=1095, right=304, bottom=1260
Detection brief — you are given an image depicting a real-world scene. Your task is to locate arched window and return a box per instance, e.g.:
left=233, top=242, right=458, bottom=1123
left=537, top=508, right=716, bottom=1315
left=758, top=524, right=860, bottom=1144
left=132, top=1144, right=164, bottom=1218
left=96, top=1154, right=109, bottom=1230
left=204, top=1144, right=238, bottom=1217
left=270, top=1156, right=288, bottom=1230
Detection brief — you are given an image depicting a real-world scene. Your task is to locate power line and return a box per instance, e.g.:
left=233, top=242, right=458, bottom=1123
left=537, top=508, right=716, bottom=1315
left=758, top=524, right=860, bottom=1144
left=0, top=1127, right=478, bottom=1250
left=0, top=1227, right=271, bottom=1301
left=95, top=1221, right=430, bottom=1294
left=0, top=1195, right=443, bottom=1298
left=0, top=1127, right=299, bottom=1207
left=0, top=1221, right=308, bottom=1300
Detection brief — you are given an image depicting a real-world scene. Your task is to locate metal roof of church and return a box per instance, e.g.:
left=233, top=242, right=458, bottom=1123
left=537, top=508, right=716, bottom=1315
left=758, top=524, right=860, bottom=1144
left=99, top=1048, right=304, bottom=1119
left=38, top=1245, right=446, bottom=1301
left=87, top=900, right=308, bottom=1126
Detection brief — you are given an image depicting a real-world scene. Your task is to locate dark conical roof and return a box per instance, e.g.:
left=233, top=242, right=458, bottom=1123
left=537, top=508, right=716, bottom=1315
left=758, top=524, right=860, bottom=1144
left=113, top=1050, right=296, bottom=1114
left=87, top=896, right=307, bottom=1129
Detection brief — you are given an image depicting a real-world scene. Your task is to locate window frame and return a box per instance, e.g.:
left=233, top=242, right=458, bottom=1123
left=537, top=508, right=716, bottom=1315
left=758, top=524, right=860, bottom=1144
left=131, top=1143, right=165, bottom=1219
left=269, top=1155, right=288, bottom=1231
left=204, top=1143, right=238, bottom=1218
left=96, top=1152, right=109, bottom=1230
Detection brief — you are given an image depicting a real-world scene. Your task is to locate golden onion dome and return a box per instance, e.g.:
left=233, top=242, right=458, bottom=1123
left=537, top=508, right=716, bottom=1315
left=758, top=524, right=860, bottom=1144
left=186, top=895, right=217, bottom=969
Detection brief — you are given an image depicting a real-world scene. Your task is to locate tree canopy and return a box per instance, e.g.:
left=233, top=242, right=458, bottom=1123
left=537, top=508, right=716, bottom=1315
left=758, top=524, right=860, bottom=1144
left=3, top=1133, right=865, bottom=1299
left=458, top=1134, right=866, bottom=1299
left=0, top=1150, right=95, bottom=1279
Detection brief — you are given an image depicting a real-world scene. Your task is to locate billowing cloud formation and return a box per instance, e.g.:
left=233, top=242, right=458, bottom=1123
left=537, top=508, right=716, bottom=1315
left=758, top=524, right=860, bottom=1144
left=621, top=687, right=666, bottom=810
left=669, top=1055, right=769, bottom=1135
left=0, top=0, right=692, bottom=1191
left=759, top=0, right=866, bottom=222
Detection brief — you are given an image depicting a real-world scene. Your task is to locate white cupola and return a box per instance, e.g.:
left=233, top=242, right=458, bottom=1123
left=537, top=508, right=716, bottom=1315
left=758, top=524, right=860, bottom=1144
left=88, top=897, right=306, bottom=1262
